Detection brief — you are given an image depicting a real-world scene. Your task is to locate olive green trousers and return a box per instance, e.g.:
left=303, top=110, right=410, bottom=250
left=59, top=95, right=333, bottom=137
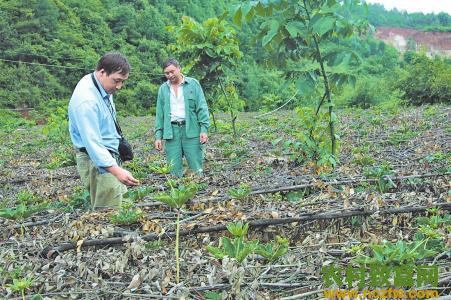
left=165, top=124, right=204, bottom=177
left=75, top=151, right=127, bottom=209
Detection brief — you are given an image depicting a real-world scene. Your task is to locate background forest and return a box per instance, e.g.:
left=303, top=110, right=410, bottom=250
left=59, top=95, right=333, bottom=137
left=0, top=0, right=450, bottom=117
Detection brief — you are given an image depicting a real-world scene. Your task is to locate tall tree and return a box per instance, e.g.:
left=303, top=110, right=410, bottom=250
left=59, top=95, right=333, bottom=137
left=167, top=16, right=242, bottom=132
left=233, top=0, right=368, bottom=163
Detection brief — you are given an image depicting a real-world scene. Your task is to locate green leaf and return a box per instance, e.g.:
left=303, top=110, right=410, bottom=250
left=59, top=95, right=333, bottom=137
left=285, top=21, right=304, bottom=38
left=295, top=72, right=316, bottom=95
left=255, top=2, right=267, bottom=16
left=222, top=237, right=236, bottom=257
left=233, top=7, right=242, bottom=26
left=242, top=3, right=253, bottom=22
left=262, top=20, right=279, bottom=46
left=206, top=246, right=226, bottom=259
left=311, top=15, right=335, bottom=36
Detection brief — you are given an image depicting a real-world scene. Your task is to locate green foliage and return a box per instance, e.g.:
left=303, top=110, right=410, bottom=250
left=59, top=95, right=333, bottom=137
left=66, top=189, right=90, bottom=211
left=46, top=146, right=76, bottom=170
left=144, top=240, right=166, bottom=249
left=124, top=159, right=147, bottom=180
left=125, top=186, right=155, bottom=202
left=355, top=240, right=437, bottom=266
left=205, top=291, right=223, bottom=300
left=168, top=15, right=242, bottom=87
left=398, top=54, right=451, bottom=105
left=228, top=184, right=251, bottom=200
left=0, top=190, right=48, bottom=220
left=41, top=104, right=71, bottom=146
left=289, top=107, right=339, bottom=167
left=226, top=222, right=249, bottom=238
left=414, top=209, right=450, bottom=253
left=109, top=199, right=143, bottom=225
left=6, top=276, right=33, bottom=300
left=207, top=222, right=289, bottom=264
left=233, top=0, right=368, bottom=155
left=0, top=110, right=34, bottom=133
left=347, top=3, right=451, bottom=31
left=154, top=183, right=198, bottom=209
left=147, top=160, right=172, bottom=175
left=354, top=208, right=449, bottom=266
left=154, top=180, right=198, bottom=283
left=363, top=161, right=395, bottom=193
left=206, top=222, right=258, bottom=263
left=255, top=236, right=289, bottom=262
left=339, top=76, right=401, bottom=108
left=217, top=81, right=245, bottom=138
left=388, top=120, right=421, bottom=145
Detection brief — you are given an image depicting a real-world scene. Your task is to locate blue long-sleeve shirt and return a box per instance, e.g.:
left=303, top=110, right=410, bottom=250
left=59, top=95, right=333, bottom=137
left=68, top=73, right=120, bottom=168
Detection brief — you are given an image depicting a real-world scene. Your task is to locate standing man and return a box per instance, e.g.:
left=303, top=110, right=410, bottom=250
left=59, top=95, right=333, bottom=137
left=154, top=59, right=210, bottom=177
left=68, top=52, right=139, bottom=209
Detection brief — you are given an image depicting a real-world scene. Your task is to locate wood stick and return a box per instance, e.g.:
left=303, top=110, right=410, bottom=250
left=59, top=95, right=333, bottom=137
left=43, top=202, right=451, bottom=257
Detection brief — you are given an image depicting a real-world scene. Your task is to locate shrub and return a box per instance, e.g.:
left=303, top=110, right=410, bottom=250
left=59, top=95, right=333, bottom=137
left=342, top=76, right=400, bottom=108
left=398, top=54, right=451, bottom=105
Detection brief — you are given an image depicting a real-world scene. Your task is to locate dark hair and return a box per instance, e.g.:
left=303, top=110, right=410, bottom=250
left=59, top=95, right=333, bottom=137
left=96, top=52, right=130, bottom=75
left=162, top=58, right=181, bottom=70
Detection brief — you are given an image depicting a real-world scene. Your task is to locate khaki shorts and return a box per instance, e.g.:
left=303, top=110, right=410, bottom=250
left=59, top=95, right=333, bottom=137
left=75, top=151, right=127, bottom=209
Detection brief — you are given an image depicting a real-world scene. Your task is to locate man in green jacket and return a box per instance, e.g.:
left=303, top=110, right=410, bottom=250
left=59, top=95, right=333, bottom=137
left=154, top=59, right=210, bottom=177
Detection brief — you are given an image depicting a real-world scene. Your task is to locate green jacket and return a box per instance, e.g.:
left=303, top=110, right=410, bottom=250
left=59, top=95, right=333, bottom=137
left=155, top=76, right=210, bottom=140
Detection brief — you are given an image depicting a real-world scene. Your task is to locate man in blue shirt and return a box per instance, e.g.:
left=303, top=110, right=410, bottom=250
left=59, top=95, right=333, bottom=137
left=68, top=52, right=139, bottom=209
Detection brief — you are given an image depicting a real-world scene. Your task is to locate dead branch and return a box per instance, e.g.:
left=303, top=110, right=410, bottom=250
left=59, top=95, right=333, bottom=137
left=43, top=202, right=450, bottom=257
left=137, top=171, right=450, bottom=208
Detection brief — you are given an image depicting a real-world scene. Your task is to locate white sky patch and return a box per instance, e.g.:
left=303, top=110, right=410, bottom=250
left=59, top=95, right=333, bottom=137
left=365, top=0, right=451, bottom=14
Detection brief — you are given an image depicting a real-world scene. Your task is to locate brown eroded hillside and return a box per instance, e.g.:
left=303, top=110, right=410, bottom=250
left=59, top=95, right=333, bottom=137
left=375, top=27, right=451, bottom=57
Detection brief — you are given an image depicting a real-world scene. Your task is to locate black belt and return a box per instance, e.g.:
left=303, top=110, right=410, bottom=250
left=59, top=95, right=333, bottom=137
left=78, top=147, right=117, bottom=155
left=171, top=120, right=186, bottom=125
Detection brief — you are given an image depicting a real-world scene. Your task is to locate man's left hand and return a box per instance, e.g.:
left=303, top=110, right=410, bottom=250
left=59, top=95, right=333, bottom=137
left=200, top=133, right=208, bottom=144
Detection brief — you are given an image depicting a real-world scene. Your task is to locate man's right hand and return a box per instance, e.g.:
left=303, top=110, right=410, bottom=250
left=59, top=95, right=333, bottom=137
left=106, top=166, right=139, bottom=186
left=154, top=139, right=163, bottom=151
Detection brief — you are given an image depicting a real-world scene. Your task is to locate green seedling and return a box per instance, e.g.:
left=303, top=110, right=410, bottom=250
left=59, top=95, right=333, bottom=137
left=0, top=190, right=48, bottom=222
left=154, top=182, right=198, bottom=283
left=148, top=161, right=172, bottom=174
left=355, top=240, right=437, bottom=266
left=6, top=277, right=33, bottom=300
left=363, top=161, right=395, bottom=193
left=109, top=199, right=143, bottom=225
left=255, top=236, right=289, bottom=262
left=228, top=184, right=251, bottom=200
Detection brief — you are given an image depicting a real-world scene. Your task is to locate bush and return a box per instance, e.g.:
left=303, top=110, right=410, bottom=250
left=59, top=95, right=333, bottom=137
left=398, top=54, right=451, bottom=105
left=338, top=76, right=401, bottom=108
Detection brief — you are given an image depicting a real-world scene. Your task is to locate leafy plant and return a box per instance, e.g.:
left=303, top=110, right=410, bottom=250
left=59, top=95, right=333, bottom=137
left=168, top=16, right=242, bottom=132
left=144, top=240, right=166, bottom=249
left=154, top=182, right=198, bottom=283
left=363, top=161, right=395, bottom=193
left=353, top=154, right=375, bottom=166
left=228, top=184, right=251, bottom=200
left=413, top=209, right=450, bottom=253
left=109, top=199, right=143, bottom=225
left=205, top=291, right=223, bottom=300
left=0, top=190, right=48, bottom=221
left=355, top=240, right=437, bottom=266
left=255, top=236, right=289, bottom=262
left=217, top=80, right=245, bottom=140
left=125, top=186, right=154, bottom=202
left=41, top=105, right=71, bottom=146
left=233, top=0, right=368, bottom=156
left=46, top=146, right=76, bottom=169
left=147, top=161, right=172, bottom=175
left=6, top=277, right=33, bottom=300
left=206, top=222, right=258, bottom=263
left=154, top=183, right=198, bottom=209
left=207, top=222, right=289, bottom=264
